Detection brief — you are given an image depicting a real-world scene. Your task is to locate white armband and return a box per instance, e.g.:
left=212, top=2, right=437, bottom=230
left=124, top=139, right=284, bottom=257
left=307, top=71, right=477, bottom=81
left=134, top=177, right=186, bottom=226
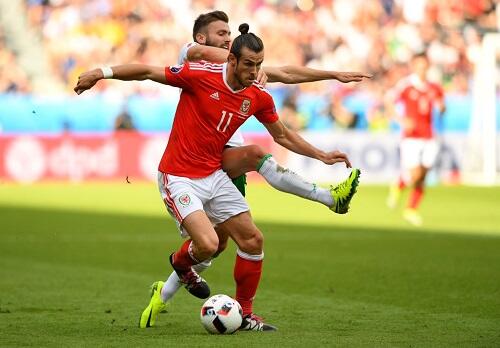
left=100, top=67, right=113, bottom=79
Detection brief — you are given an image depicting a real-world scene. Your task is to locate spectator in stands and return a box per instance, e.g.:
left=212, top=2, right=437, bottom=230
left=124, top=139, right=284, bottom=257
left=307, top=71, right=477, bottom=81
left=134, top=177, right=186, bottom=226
left=326, top=93, right=358, bottom=129
left=280, top=89, right=306, bottom=132
left=114, top=106, right=135, bottom=131
left=0, top=30, right=31, bottom=93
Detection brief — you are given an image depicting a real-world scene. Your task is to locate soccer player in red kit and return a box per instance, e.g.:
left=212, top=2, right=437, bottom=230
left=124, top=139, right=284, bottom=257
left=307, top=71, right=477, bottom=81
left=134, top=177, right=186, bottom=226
left=386, top=53, right=446, bottom=226
left=75, top=24, right=360, bottom=331
left=152, top=10, right=370, bottom=324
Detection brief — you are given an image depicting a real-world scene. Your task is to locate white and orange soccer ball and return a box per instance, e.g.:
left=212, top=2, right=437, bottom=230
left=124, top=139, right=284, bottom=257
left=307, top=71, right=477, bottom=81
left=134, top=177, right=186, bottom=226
left=200, top=294, right=243, bottom=334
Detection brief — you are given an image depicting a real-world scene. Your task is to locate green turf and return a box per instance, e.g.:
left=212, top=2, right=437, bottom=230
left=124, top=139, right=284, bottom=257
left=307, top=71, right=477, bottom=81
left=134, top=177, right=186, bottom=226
left=0, top=183, right=499, bottom=347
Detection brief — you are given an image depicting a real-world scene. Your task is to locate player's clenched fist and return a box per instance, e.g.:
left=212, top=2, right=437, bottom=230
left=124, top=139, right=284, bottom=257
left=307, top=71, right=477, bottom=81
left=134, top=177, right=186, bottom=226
left=318, top=150, right=352, bottom=168
left=74, top=69, right=104, bottom=95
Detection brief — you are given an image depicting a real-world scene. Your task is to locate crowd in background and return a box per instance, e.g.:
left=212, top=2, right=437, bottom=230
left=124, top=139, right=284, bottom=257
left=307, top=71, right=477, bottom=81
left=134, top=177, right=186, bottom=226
left=0, top=27, right=31, bottom=94
left=0, top=0, right=498, bottom=131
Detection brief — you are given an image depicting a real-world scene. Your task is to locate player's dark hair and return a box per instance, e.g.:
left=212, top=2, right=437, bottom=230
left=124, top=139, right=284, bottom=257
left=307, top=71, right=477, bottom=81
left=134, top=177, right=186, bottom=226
left=230, top=23, right=264, bottom=60
left=192, top=11, right=229, bottom=42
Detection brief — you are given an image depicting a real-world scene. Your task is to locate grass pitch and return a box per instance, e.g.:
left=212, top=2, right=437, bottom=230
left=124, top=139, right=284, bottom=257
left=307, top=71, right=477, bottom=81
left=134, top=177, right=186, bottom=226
left=0, top=183, right=499, bottom=347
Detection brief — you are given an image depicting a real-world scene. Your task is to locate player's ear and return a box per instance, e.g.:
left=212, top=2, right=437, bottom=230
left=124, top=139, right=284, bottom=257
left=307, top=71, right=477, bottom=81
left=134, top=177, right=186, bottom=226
left=228, top=53, right=237, bottom=66
left=195, top=33, right=206, bottom=45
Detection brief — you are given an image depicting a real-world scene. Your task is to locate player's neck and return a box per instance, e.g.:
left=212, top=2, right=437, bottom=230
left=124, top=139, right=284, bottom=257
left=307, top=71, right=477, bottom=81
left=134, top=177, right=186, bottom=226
left=225, top=64, right=245, bottom=91
left=410, top=74, right=427, bottom=89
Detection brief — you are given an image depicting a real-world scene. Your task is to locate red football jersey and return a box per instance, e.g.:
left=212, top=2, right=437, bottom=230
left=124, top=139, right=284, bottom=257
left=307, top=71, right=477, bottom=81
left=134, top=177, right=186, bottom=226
left=158, top=62, right=279, bottom=178
left=396, top=75, right=444, bottom=139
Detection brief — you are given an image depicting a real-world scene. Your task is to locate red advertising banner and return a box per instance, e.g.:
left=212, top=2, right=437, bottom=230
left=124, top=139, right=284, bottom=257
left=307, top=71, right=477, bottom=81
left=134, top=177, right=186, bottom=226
left=0, top=132, right=274, bottom=183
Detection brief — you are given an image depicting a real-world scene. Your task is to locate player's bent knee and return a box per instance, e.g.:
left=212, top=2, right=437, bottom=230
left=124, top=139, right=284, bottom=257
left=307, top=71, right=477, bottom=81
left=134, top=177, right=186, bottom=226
left=247, top=145, right=267, bottom=167
left=197, top=242, right=219, bottom=258
left=247, top=144, right=266, bottom=159
left=194, top=237, right=219, bottom=258
left=238, top=229, right=264, bottom=254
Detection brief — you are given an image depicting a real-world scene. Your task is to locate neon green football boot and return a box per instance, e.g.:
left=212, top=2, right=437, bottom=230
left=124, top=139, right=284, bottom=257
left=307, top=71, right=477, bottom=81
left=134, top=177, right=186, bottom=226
left=139, top=281, right=167, bottom=328
left=403, top=208, right=423, bottom=227
left=329, top=169, right=361, bottom=214
left=386, top=184, right=401, bottom=209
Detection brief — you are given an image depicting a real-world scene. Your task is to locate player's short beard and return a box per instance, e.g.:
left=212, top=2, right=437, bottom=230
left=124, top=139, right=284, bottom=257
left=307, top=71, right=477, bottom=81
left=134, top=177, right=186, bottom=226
left=205, top=36, right=226, bottom=50
left=234, top=71, right=251, bottom=88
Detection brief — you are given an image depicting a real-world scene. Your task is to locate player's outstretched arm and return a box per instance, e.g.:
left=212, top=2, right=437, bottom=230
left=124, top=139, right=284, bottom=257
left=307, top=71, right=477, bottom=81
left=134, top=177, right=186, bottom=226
left=74, top=65, right=167, bottom=95
left=263, top=66, right=372, bottom=84
left=263, top=120, right=352, bottom=168
left=186, top=45, right=228, bottom=63
left=184, top=45, right=370, bottom=85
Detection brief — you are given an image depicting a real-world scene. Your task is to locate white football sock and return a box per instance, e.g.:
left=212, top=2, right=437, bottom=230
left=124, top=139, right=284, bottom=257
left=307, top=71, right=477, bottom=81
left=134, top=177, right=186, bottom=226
left=257, top=155, right=333, bottom=207
left=160, top=271, right=181, bottom=303
left=193, top=259, right=212, bottom=273
left=160, top=259, right=212, bottom=303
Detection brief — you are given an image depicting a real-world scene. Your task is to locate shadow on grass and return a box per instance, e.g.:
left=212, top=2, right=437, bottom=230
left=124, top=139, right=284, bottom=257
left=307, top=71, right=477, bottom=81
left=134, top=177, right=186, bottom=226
left=1, top=203, right=499, bottom=241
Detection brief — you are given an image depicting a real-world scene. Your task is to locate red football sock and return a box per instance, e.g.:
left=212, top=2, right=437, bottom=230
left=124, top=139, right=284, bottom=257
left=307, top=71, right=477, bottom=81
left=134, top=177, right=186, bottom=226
left=398, top=176, right=406, bottom=190
left=408, top=186, right=424, bottom=209
left=172, top=239, right=197, bottom=271
left=234, top=254, right=263, bottom=316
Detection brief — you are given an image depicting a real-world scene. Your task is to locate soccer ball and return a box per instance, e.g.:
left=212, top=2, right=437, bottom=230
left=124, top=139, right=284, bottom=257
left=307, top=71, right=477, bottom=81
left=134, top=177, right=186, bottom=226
left=200, top=294, right=243, bottom=334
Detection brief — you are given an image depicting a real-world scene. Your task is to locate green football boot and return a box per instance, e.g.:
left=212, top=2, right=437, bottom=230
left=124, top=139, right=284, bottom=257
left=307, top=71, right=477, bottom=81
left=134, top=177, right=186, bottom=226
left=139, top=281, right=167, bottom=328
left=329, top=169, right=361, bottom=214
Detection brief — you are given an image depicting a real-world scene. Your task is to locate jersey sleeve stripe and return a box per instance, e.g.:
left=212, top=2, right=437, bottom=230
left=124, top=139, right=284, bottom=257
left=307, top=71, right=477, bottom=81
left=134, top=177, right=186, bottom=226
left=195, top=61, right=224, bottom=68
left=189, top=62, right=224, bottom=69
left=189, top=66, right=223, bottom=70
left=189, top=64, right=223, bottom=70
left=190, top=67, right=223, bottom=73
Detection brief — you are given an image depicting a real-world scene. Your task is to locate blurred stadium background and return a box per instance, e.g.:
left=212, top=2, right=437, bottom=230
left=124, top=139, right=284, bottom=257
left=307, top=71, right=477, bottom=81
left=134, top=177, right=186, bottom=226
left=1, top=0, right=500, bottom=346
left=0, top=0, right=499, bottom=184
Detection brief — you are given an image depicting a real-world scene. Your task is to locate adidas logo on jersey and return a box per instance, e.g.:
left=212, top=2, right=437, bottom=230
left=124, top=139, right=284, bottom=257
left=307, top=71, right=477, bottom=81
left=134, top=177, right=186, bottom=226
left=210, top=92, right=220, bottom=100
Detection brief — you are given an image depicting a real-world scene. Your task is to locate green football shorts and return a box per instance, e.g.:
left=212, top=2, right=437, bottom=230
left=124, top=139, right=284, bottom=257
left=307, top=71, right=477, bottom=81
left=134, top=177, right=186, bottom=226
left=231, top=174, right=247, bottom=197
